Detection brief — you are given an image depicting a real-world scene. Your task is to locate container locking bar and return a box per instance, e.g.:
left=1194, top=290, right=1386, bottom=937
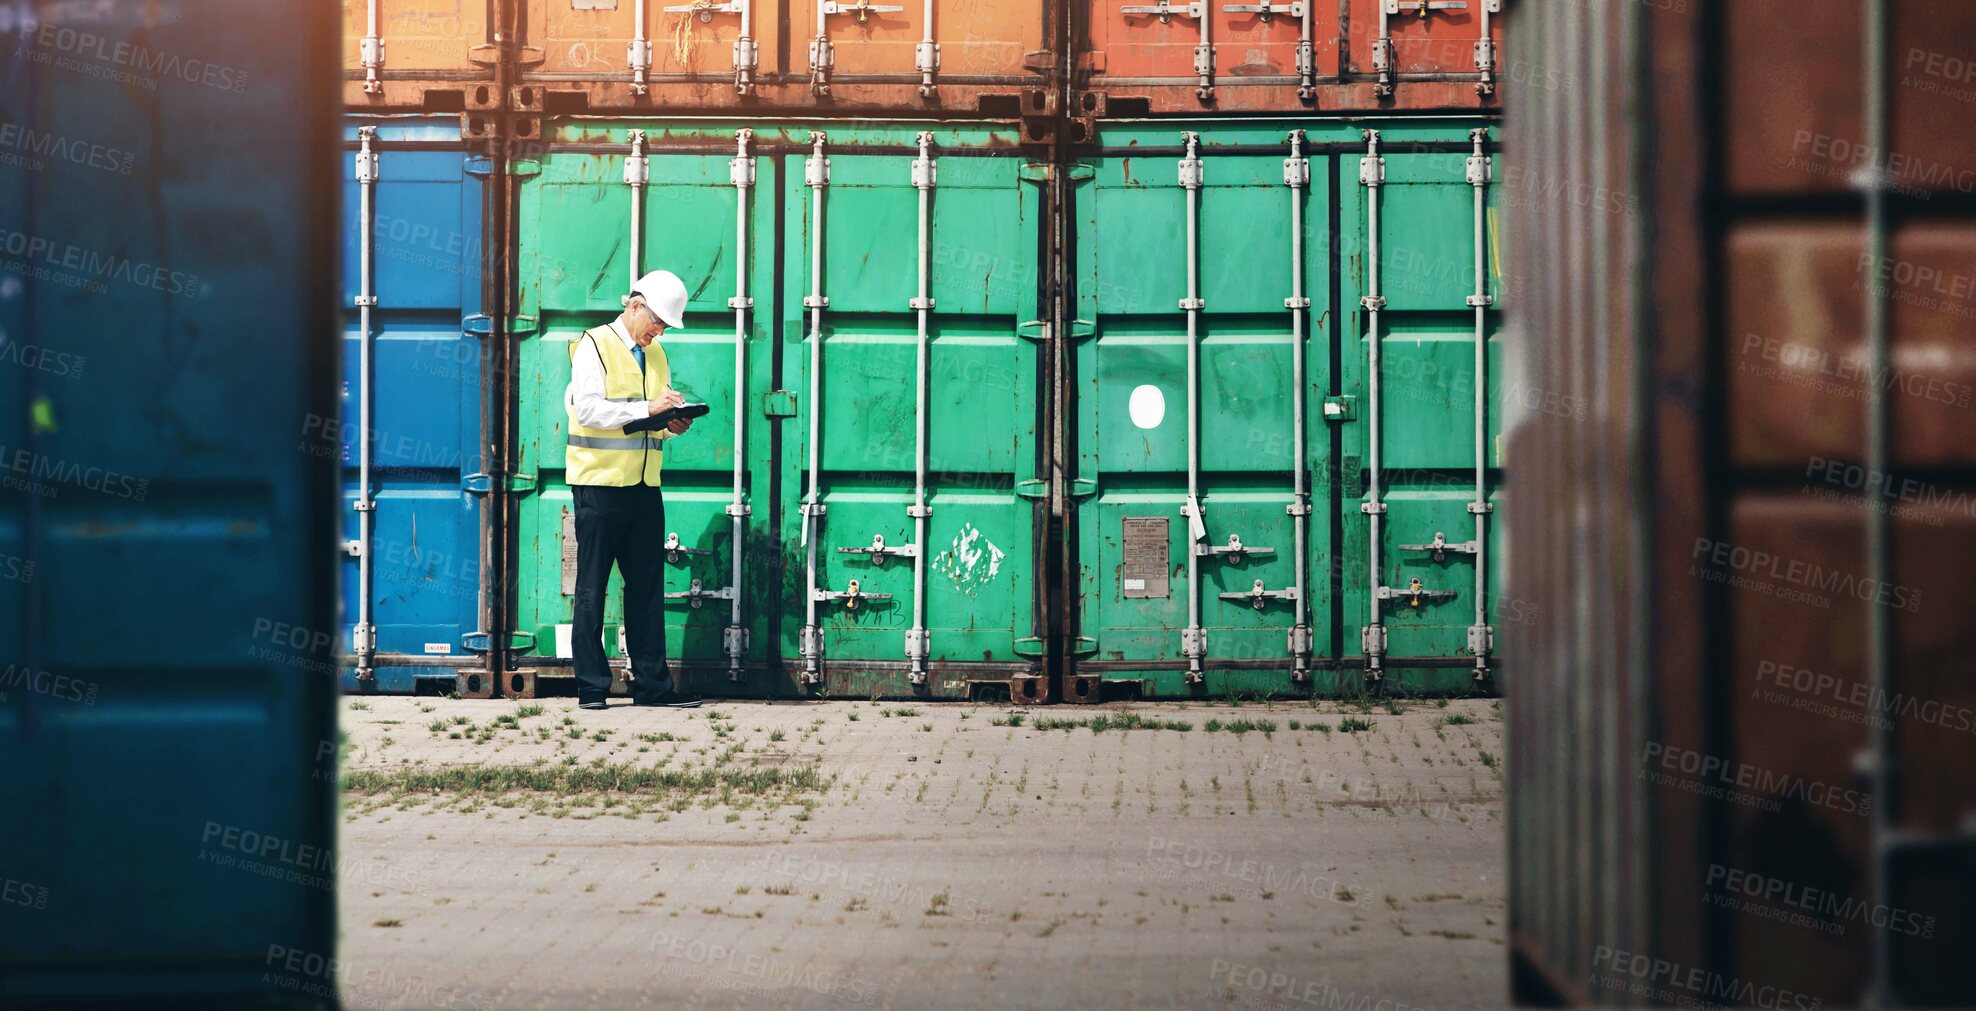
left=1178, top=131, right=1207, bottom=682
left=1464, top=127, right=1492, bottom=677
left=361, top=0, right=385, bottom=94
left=624, top=131, right=648, bottom=293
left=1122, top=1, right=1212, bottom=99
left=915, top=0, right=940, bottom=97
left=1473, top=0, right=1500, bottom=94
left=353, top=126, right=380, bottom=688
left=1376, top=577, right=1456, bottom=608
left=661, top=0, right=758, bottom=93
left=905, top=132, right=936, bottom=684
left=801, top=131, right=830, bottom=683
left=723, top=129, right=755, bottom=680
left=1359, top=129, right=1388, bottom=680
left=628, top=0, right=651, bottom=95
left=1284, top=129, right=1313, bottom=679
left=812, top=579, right=894, bottom=609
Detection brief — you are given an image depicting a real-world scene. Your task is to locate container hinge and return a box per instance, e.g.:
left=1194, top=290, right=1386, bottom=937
left=1220, top=579, right=1297, bottom=610
left=1017, top=320, right=1050, bottom=341
left=1069, top=477, right=1098, bottom=498
left=763, top=390, right=798, bottom=418
left=1323, top=395, right=1357, bottom=420
left=462, top=472, right=539, bottom=495
left=1069, top=636, right=1098, bottom=656
left=1397, top=531, right=1479, bottom=563
left=465, top=156, right=539, bottom=178
left=1013, top=636, right=1046, bottom=658
left=1197, top=534, right=1274, bottom=563
left=1068, top=163, right=1097, bottom=181
left=462, top=314, right=540, bottom=339
left=1018, top=163, right=1053, bottom=183
left=840, top=534, right=917, bottom=565
left=1015, top=480, right=1049, bottom=501
left=1067, top=319, right=1097, bottom=340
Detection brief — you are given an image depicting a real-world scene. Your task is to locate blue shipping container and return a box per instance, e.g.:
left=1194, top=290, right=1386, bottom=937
left=340, top=116, right=489, bottom=693
left=0, top=0, right=341, bottom=1003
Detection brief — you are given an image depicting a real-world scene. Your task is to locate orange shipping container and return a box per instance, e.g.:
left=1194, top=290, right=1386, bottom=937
left=343, top=0, right=501, bottom=109
left=517, top=0, right=1054, bottom=115
left=1072, top=0, right=1503, bottom=115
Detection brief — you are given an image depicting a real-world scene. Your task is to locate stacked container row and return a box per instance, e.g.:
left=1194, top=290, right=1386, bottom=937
left=344, top=1, right=1502, bottom=116
left=341, top=113, right=1504, bottom=700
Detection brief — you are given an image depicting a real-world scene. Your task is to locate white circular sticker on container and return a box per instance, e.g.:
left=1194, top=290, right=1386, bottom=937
left=1128, top=385, right=1166, bottom=429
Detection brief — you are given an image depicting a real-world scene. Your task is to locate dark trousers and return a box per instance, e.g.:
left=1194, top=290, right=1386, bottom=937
left=571, top=483, right=670, bottom=703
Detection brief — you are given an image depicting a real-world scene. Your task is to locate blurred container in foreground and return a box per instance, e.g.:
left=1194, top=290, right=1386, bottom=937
left=1505, top=1, right=1976, bottom=1006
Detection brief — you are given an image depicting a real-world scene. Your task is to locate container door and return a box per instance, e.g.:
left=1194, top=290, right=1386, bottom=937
left=527, top=0, right=778, bottom=84
left=1339, top=131, right=1503, bottom=690
left=512, top=123, right=777, bottom=691
left=0, top=0, right=338, bottom=998
left=339, top=118, right=488, bottom=693
left=1346, top=0, right=1502, bottom=85
left=779, top=127, right=1045, bottom=697
left=789, top=0, right=1045, bottom=84
left=1069, top=123, right=1334, bottom=698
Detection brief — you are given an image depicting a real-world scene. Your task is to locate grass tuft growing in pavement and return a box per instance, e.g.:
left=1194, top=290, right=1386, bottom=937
left=1338, top=717, right=1375, bottom=734
left=1027, top=713, right=1193, bottom=733
left=342, top=762, right=829, bottom=802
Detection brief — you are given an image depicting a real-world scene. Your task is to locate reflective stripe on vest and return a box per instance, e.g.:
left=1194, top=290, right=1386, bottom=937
left=565, top=325, right=669, bottom=487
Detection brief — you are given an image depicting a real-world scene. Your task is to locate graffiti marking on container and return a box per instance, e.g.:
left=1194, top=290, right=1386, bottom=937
left=935, top=522, right=1005, bottom=596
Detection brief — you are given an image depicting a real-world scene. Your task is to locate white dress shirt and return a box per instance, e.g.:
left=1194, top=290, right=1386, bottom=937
left=565, top=319, right=675, bottom=439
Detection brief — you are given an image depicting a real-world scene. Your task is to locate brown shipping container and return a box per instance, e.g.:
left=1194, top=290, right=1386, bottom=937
left=343, top=0, right=503, bottom=109
left=516, top=0, right=1055, bottom=114
left=1071, top=0, right=1503, bottom=115
left=1508, top=1, right=1976, bottom=1007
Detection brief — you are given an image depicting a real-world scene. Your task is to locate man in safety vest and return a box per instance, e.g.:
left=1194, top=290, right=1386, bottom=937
left=564, top=269, right=702, bottom=710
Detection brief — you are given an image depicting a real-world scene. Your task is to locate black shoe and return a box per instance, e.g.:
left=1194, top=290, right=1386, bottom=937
left=634, top=691, right=701, bottom=709
left=578, top=700, right=608, bottom=711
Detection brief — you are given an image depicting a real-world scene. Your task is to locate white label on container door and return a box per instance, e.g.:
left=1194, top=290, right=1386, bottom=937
left=555, top=624, right=573, bottom=659
left=423, top=643, right=452, bottom=655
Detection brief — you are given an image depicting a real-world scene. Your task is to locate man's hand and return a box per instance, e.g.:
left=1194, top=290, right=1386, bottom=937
left=666, top=415, right=694, bottom=436
left=647, top=388, right=686, bottom=416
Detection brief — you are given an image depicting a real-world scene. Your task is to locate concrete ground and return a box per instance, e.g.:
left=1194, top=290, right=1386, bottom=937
left=332, top=695, right=1506, bottom=1011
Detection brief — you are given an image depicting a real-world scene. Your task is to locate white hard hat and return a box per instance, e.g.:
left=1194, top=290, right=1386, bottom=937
left=628, top=269, right=688, bottom=330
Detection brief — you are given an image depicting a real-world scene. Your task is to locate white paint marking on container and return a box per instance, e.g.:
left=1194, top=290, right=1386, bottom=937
left=935, top=522, right=1006, bottom=595
left=1128, top=384, right=1165, bottom=429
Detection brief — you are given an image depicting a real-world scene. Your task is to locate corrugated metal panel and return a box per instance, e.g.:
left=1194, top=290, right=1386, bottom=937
left=342, top=0, right=500, bottom=105
left=1508, top=0, right=1976, bottom=1005
left=340, top=116, right=491, bottom=692
left=1071, top=0, right=1504, bottom=114
left=0, top=0, right=340, bottom=1001
left=1066, top=119, right=1501, bottom=699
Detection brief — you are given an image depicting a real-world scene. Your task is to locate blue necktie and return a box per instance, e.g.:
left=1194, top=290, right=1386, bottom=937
left=630, top=342, right=645, bottom=371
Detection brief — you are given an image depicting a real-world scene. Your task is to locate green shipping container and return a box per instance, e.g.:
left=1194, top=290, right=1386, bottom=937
left=508, top=120, right=1047, bottom=699
left=1064, top=119, right=1504, bottom=700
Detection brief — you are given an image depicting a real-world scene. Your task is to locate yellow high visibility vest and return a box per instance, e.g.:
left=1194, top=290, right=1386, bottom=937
left=565, top=324, right=668, bottom=487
